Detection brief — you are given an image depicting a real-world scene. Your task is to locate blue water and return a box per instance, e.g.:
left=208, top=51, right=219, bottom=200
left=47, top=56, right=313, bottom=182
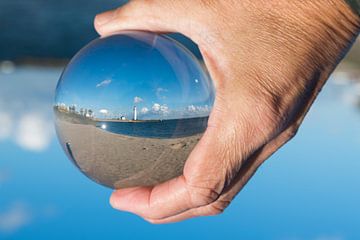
left=96, top=117, right=208, bottom=138
left=0, top=67, right=360, bottom=239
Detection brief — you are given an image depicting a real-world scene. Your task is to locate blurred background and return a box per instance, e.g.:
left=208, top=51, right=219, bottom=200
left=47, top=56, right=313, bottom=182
left=0, top=1, right=359, bottom=239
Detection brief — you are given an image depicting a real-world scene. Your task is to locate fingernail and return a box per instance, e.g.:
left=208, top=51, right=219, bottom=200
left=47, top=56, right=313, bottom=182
left=95, top=11, right=115, bottom=26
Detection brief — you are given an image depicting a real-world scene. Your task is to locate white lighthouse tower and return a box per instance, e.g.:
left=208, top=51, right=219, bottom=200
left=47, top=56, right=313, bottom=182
left=133, top=106, right=138, bottom=121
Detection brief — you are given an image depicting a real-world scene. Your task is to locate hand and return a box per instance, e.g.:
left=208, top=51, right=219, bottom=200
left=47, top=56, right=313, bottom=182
left=94, top=0, right=360, bottom=223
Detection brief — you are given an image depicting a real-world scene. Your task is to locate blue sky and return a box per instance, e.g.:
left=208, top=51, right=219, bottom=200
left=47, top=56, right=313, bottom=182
left=1, top=65, right=360, bottom=239
left=55, top=33, right=214, bottom=120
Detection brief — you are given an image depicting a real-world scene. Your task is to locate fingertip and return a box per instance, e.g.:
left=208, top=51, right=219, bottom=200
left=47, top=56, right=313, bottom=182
left=144, top=218, right=178, bottom=224
left=109, top=191, right=121, bottom=210
left=94, top=10, right=116, bottom=35
left=144, top=218, right=161, bottom=225
left=93, top=18, right=104, bottom=36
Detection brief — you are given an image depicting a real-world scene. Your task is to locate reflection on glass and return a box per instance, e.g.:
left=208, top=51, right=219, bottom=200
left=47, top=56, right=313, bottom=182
left=54, top=31, right=215, bottom=189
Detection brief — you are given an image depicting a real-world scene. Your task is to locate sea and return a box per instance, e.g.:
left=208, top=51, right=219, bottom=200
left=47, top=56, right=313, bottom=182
left=96, top=117, right=209, bottom=139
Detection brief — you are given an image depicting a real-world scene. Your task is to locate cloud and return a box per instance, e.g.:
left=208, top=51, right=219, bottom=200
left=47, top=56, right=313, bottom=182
left=96, top=79, right=112, bottom=88
left=0, top=65, right=61, bottom=152
left=0, top=202, right=59, bottom=235
left=187, top=105, right=196, bottom=112
left=99, top=109, right=108, bottom=115
left=152, top=103, right=169, bottom=114
left=0, top=61, right=15, bottom=74
left=160, top=105, right=169, bottom=114
left=134, top=96, right=143, bottom=104
left=141, top=107, right=149, bottom=114
left=187, top=105, right=210, bottom=113
left=14, top=114, right=54, bottom=152
left=156, top=88, right=168, bottom=99
left=0, top=112, right=13, bottom=140
left=152, top=103, right=161, bottom=112
left=0, top=202, right=31, bottom=234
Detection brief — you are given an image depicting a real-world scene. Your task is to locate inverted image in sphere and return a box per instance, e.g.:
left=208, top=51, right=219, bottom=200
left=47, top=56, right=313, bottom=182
left=54, top=31, right=215, bottom=189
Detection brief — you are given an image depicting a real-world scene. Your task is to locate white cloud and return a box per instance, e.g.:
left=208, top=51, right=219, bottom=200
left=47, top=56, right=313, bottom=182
left=96, top=79, right=112, bottom=88
left=141, top=107, right=149, bottom=114
left=0, top=66, right=60, bottom=152
left=134, top=96, right=143, bottom=104
left=187, top=105, right=196, bottom=112
left=99, top=109, right=108, bottom=115
left=0, top=202, right=31, bottom=233
left=152, top=103, right=161, bottom=112
left=197, top=105, right=211, bottom=112
left=0, top=112, right=13, bottom=140
left=0, top=61, right=15, bottom=74
left=14, top=114, right=53, bottom=152
left=160, top=105, right=169, bottom=114
left=187, top=105, right=210, bottom=113
left=152, top=103, right=169, bottom=114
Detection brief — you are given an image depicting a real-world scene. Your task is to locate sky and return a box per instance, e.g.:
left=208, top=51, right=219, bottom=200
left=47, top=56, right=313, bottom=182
left=55, top=32, right=214, bottom=120
left=0, top=62, right=360, bottom=239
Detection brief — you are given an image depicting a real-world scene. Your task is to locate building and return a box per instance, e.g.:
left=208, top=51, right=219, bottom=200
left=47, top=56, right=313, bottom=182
left=133, top=106, right=137, bottom=121
left=56, top=103, right=69, bottom=112
left=85, top=109, right=94, bottom=118
left=69, top=105, right=76, bottom=113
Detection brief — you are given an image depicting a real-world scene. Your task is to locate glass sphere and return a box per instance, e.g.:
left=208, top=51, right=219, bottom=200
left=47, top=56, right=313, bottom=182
left=54, top=31, right=215, bottom=189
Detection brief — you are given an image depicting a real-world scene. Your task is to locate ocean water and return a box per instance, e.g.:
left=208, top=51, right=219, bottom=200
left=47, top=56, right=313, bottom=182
left=96, top=117, right=209, bottom=139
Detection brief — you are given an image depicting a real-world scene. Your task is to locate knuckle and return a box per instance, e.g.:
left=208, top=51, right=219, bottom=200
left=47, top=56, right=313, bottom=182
left=206, top=200, right=231, bottom=216
left=139, top=211, right=160, bottom=221
left=285, top=124, right=299, bottom=139
left=187, top=185, right=220, bottom=207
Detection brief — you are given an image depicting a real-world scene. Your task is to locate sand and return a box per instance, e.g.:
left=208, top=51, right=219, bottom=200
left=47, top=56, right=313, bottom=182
left=56, top=120, right=202, bottom=189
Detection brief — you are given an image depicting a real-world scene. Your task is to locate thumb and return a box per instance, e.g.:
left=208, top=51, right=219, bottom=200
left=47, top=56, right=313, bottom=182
left=94, top=0, right=210, bottom=45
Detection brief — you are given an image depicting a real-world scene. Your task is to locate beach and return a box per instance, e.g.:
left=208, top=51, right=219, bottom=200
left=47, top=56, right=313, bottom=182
left=55, top=119, right=202, bottom=189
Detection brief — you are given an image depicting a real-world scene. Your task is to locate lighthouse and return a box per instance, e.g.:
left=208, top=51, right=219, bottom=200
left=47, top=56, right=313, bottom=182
left=133, top=106, right=138, bottom=121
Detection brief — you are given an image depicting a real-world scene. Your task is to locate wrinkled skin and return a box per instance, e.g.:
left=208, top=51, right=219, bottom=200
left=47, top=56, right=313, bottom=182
left=94, top=0, right=360, bottom=223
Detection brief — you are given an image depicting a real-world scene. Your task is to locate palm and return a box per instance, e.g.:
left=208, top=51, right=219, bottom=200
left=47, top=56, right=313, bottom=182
left=94, top=0, right=360, bottom=223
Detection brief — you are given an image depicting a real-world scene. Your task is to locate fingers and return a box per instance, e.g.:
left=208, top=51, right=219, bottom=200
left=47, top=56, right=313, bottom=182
left=109, top=116, right=241, bottom=220
left=109, top=94, right=273, bottom=221
left=94, top=0, right=210, bottom=44
left=110, top=176, right=192, bottom=219
left=97, top=0, right=239, bottom=222
left=142, top=125, right=299, bottom=224
left=144, top=197, right=231, bottom=224
left=94, top=1, right=177, bottom=35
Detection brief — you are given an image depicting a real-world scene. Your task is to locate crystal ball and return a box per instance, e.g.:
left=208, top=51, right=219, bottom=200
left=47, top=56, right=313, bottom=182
left=54, top=31, right=215, bottom=189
